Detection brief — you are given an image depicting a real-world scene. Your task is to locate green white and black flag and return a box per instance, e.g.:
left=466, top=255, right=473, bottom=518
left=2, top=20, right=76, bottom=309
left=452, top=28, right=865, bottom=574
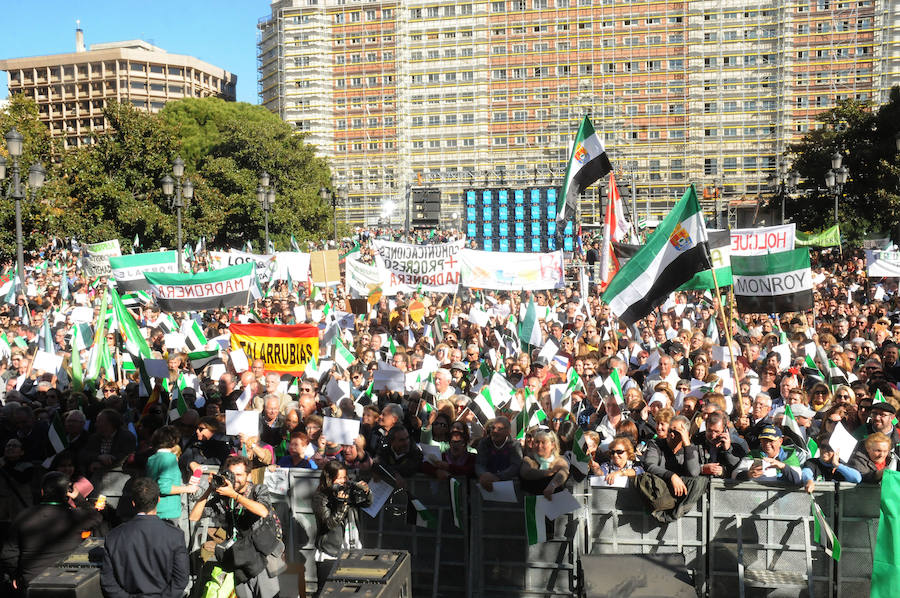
left=109, top=251, right=178, bottom=293
left=602, top=185, right=711, bottom=326
left=144, top=262, right=255, bottom=312
left=678, top=229, right=732, bottom=291
left=732, top=248, right=813, bottom=313
left=557, top=115, right=612, bottom=223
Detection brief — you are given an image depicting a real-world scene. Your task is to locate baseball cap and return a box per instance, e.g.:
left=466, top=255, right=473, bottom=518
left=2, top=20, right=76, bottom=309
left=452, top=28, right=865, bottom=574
left=758, top=424, right=783, bottom=441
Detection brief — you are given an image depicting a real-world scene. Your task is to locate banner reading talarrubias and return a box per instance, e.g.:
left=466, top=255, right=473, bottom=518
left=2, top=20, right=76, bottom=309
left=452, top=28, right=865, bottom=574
left=730, top=224, right=796, bottom=256
left=459, top=249, right=564, bottom=290
left=373, top=239, right=463, bottom=294
left=867, top=250, right=900, bottom=277
left=209, top=250, right=276, bottom=283
left=145, top=262, right=254, bottom=312
left=109, top=251, right=178, bottom=292
left=83, top=239, right=122, bottom=277
left=229, top=323, right=318, bottom=375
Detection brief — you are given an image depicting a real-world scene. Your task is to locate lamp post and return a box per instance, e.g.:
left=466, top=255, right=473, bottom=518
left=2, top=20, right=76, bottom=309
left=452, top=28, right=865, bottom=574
left=257, top=172, right=275, bottom=252
left=824, top=151, right=848, bottom=228
left=320, top=186, right=338, bottom=242
left=0, top=128, right=45, bottom=285
left=781, top=172, right=800, bottom=224
left=160, top=156, right=192, bottom=273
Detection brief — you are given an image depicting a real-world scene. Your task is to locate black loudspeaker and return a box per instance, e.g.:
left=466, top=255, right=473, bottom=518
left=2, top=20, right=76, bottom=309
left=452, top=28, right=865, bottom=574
left=320, top=549, right=411, bottom=598
left=26, top=567, right=101, bottom=598
left=56, top=537, right=105, bottom=569
left=412, top=188, right=441, bottom=229
left=580, top=554, right=695, bottom=598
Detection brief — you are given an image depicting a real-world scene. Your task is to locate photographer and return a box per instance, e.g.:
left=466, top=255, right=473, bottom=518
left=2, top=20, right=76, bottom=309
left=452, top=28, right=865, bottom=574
left=693, top=410, right=749, bottom=479
left=312, top=461, right=372, bottom=593
left=189, top=456, right=280, bottom=598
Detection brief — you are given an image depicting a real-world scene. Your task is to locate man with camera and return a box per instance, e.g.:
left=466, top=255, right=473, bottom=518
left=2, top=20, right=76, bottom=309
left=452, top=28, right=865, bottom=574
left=190, top=455, right=280, bottom=598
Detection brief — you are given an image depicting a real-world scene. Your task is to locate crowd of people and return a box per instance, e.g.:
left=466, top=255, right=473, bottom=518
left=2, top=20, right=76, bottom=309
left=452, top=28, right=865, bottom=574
left=0, top=229, right=897, bottom=596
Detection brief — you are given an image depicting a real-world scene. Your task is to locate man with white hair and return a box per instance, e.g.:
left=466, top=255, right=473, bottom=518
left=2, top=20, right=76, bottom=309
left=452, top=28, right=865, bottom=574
left=642, top=355, right=681, bottom=394
left=434, top=368, right=456, bottom=400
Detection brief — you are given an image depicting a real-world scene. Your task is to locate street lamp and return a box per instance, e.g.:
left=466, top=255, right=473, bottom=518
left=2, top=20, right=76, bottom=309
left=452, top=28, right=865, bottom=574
left=257, top=172, right=275, bottom=252
left=0, top=127, right=45, bottom=285
left=320, top=186, right=337, bottom=242
left=781, top=172, right=800, bottom=224
left=160, top=156, right=192, bottom=272
left=825, top=153, right=848, bottom=228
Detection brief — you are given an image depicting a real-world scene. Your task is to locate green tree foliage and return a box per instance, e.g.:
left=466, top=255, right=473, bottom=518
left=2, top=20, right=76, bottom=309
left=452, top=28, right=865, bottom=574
left=0, top=96, right=332, bottom=258
left=786, top=87, right=900, bottom=241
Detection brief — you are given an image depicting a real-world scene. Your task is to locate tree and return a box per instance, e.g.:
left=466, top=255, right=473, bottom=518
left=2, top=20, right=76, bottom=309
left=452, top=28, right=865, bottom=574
left=0, top=96, right=333, bottom=259
left=785, top=88, right=900, bottom=241
left=161, top=98, right=333, bottom=250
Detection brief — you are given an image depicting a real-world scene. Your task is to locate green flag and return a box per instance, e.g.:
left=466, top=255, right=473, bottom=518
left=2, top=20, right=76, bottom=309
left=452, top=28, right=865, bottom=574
left=796, top=224, right=841, bottom=247
left=872, top=469, right=900, bottom=597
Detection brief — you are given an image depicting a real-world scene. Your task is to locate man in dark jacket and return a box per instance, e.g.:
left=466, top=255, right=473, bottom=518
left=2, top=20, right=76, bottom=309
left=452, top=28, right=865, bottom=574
left=692, top=410, right=749, bottom=478
left=474, top=416, right=523, bottom=491
left=1, top=472, right=102, bottom=595
left=642, top=415, right=701, bottom=497
left=374, top=426, right=423, bottom=489
left=100, top=477, right=188, bottom=598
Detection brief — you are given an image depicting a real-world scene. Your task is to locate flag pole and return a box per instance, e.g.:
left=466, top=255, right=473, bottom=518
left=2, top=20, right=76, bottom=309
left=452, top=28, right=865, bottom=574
left=708, top=267, right=745, bottom=420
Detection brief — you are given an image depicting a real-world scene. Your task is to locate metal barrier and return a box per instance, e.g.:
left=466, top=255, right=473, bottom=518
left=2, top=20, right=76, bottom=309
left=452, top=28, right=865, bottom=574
left=470, top=480, right=583, bottom=598
left=581, top=483, right=708, bottom=595
left=358, top=477, right=470, bottom=598
left=707, top=480, right=836, bottom=598
left=835, top=483, right=880, bottom=598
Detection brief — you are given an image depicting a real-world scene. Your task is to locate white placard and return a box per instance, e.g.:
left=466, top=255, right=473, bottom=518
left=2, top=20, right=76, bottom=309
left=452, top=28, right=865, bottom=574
left=229, top=349, right=250, bottom=373
left=164, top=332, right=187, bottom=351
left=225, top=409, right=259, bottom=437
left=32, top=350, right=63, bottom=374
left=477, top=479, right=518, bottom=503
left=828, top=422, right=858, bottom=463
left=322, top=416, right=360, bottom=445
left=143, top=358, right=170, bottom=379
left=361, top=480, right=395, bottom=518
left=538, top=489, right=582, bottom=520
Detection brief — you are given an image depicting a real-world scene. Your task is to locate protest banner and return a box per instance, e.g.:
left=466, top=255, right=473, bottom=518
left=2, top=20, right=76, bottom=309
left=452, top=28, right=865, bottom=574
left=145, top=262, right=254, bottom=312
left=345, top=253, right=382, bottom=297
left=867, top=250, right=900, bottom=277
left=230, top=323, right=319, bottom=375
left=83, top=239, right=121, bottom=277
left=730, top=224, right=796, bottom=256
left=459, top=249, right=564, bottom=290
left=796, top=224, right=841, bottom=248
left=208, top=250, right=276, bottom=283
left=373, top=239, right=463, bottom=294
left=271, top=252, right=311, bottom=282
left=310, top=250, right=341, bottom=286
left=108, top=251, right=178, bottom=292
left=732, top=248, right=813, bottom=312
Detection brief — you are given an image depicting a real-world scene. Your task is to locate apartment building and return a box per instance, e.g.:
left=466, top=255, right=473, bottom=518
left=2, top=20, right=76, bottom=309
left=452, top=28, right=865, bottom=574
left=0, top=29, right=237, bottom=149
left=258, top=0, right=900, bottom=227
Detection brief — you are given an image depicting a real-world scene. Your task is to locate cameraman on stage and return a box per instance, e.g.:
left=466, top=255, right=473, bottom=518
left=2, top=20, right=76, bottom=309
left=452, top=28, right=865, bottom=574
left=312, top=461, right=372, bottom=594
left=190, top=455, right=280, bottom=598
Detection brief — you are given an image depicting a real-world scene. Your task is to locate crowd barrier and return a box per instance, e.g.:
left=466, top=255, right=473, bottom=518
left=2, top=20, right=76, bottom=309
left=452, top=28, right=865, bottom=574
left=82, top=469, right=885, bottom=598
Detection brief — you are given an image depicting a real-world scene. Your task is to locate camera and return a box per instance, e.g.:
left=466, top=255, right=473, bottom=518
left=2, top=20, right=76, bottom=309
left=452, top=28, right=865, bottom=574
left=210, top=470, right=235, bottom=489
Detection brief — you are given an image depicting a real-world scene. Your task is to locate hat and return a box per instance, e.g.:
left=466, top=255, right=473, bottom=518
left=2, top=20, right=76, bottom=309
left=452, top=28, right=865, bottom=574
left=788, top=404, right=815, bottom=419
left=450, top=361, right=468, bottom=372
left=871, top=401, right=897, bottom=415
left=533, top=356, right=549, bottom=368
left=668, top=342, right=685, bottom=356
left=648, top=392, right=668, bottom=408
left=758, top=424, right=783, bottom=441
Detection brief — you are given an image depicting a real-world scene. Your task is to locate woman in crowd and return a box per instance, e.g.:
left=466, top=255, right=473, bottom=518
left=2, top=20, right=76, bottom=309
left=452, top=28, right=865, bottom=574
left=422, top=421, right=476, bottom=480
left=848, top=432, right=899, bottom=483
left=596, top=437, right=644, bottom=487
left=146, top=426, right=198, bottom=523
left=520, top=429, right=570, bottom=499
left=312, top=461, right=372, bottom=594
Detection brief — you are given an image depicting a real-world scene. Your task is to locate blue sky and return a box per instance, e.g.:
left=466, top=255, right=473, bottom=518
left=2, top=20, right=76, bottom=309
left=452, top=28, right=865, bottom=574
left=0, top=0, right=269, bottom=103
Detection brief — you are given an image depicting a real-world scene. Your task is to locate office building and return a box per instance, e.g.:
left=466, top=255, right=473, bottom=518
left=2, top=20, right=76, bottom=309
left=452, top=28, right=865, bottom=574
left=258, top=0, right=900, bottom=227
left=0, top=27, right=237, bottom=149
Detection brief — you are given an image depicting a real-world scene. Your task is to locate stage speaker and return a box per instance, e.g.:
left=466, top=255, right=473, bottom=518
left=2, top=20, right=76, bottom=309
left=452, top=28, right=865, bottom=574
left=323, top=549, right=411, bottom=598
left=580, top=554, right=695, bottom=598
left=26, top=567, right=101, bottom=598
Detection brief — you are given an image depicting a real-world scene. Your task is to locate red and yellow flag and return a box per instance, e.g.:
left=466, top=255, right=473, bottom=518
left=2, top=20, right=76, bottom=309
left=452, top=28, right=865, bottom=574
left=230, top=323, right=319, bottom=375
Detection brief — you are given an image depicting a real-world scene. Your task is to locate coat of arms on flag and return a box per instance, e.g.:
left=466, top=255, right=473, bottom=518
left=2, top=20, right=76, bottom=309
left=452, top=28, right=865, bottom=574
left=574, top=144, right=588, bottom=164
left=669, top=223, right=692, bottom=251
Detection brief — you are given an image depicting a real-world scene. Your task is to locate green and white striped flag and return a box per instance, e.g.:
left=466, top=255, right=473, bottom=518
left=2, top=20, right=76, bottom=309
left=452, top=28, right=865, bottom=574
left=602, top=185, right=711, bottom=326
left=524, top=495, right=547, bottom=544
left=303, top=354, right=320, bottom=381
left=519, top=296, right=543, bottom=350
left=181, top=317, right=208, bottom=352
left=806, top=436, right=819, bottom=459
left=290, top=234, right=301, bottom=252
left=732, top=248, right=814, bottom=313
left=408, top=497, right=438, bottom=529
left=784, top=404, right=804, bottom=441
left=334, top=338, right=355, bottom=370
left=558, top=115, right=612, bottom=223
left=48, top=411, right=67, bottom=454
left=472, top=387, right=497, bottom=424
left=812, top=498, right=841, bottom=561
left=166, top=373, right=189, bottom=421
left=601, top=369, right=625, bottom=405
left=570, top=427, right=592, bottom=474
left=450, top=478, right=464, bottom=529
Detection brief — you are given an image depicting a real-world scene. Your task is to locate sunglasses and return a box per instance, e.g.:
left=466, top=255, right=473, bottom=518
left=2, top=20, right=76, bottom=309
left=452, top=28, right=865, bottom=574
left=610, top=449, right=627, bottom=455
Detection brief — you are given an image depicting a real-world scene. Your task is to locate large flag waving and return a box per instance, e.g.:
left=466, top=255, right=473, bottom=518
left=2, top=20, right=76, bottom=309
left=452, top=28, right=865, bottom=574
left=599, top=173, right=631, bottom=289
left=145, top=262, right=254, bottom=312
left=602, top=185, right=711, bottom=326
left=557, top=116, right=612, bottom=223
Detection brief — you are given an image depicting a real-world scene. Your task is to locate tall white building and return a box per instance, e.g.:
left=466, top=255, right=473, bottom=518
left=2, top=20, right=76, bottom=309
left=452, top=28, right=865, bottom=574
left=258, top=0, right=900, bottom=227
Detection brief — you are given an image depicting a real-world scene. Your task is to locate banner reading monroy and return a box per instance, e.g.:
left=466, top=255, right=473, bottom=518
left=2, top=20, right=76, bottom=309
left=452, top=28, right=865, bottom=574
left=144, top=262, right=254, bottom=312
left=373, top=239, right=463, bottom=294
left=229, top=323, right=318, bottom=375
